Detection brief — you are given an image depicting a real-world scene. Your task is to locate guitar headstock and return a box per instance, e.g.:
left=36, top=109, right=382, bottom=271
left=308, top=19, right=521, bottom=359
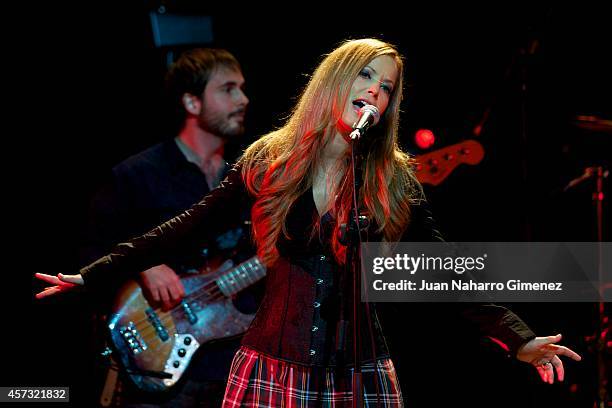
left=414, top=139, right=485, bottom=186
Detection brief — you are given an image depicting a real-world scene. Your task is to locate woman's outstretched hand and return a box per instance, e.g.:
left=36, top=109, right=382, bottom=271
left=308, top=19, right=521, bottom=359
left=516, top=334, right=582, bottom=384
left=34, top=273, right=84, bottom=299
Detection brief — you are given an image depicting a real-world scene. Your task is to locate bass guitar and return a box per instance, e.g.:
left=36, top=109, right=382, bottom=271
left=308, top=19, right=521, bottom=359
left=106, top=256, right=265, bottom=393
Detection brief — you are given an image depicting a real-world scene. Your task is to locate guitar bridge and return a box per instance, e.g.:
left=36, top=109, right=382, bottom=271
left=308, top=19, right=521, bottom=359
left=119, top=322, right=147, bottom=354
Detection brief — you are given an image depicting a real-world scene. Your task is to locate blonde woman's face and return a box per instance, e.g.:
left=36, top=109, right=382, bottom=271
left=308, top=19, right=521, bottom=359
left=341, top=55, right=398, bottom=131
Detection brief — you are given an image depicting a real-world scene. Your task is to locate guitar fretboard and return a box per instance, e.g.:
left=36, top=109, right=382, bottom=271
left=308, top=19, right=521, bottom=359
left=216, top=257, right=266, bottom=296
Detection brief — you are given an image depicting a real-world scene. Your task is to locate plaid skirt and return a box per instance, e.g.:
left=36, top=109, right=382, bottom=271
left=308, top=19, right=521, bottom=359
left=222, top=346, right=403, bottom=407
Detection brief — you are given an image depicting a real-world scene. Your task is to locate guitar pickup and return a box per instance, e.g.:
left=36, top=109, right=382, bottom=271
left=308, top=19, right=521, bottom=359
left=146, top=308, right=170, bottom=342
left=181, top=301, right=198, bottom=325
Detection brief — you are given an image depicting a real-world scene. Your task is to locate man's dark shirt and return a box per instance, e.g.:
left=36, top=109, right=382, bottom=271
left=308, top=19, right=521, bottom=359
left=82, top=139, right=259, bottom=382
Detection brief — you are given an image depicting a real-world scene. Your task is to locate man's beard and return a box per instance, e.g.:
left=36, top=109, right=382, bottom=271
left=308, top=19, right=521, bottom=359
left=199, top=109, right=245, bottom=139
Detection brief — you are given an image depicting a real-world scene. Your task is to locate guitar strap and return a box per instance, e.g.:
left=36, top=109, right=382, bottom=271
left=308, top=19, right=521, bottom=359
left=99, top=357, right=120, bottom=407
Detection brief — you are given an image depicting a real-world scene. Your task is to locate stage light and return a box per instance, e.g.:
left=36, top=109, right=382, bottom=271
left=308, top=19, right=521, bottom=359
left=415, top=129, right=435, bottom=149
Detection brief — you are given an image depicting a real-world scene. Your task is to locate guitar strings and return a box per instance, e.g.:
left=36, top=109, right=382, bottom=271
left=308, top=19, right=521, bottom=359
left=121, top=269, right=258, bottom=349
left=121, top=261, right=261, bottom=337
left=131, top=281, right=222, bottom=334
left=131, top=262, right=257, bottom=332
left=109, top=257, right=264, bottom=367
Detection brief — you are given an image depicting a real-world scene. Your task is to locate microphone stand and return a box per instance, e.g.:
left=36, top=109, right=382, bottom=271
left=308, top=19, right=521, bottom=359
left=349, top=141, right=364, bottom=408
left=566, top=166, right=610, bottom=407
left=593, top=166, right=609, bottom=408
left=340, top=127, right=370, bottom=408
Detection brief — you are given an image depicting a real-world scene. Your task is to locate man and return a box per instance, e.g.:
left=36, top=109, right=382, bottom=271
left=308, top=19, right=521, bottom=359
left=82, top=48, right=257, bottom=407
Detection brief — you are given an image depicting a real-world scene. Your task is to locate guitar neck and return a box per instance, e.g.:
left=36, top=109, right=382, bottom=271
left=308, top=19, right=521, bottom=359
left=215, top=257, right=266, bottom=296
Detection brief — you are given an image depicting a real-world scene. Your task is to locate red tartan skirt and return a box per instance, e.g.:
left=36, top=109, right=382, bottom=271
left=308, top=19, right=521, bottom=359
left=222, top=346, right=404, bottom=407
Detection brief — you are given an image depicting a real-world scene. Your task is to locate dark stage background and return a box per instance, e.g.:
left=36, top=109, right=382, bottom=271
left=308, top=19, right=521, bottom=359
left=9, top=3, right=611, bottom=407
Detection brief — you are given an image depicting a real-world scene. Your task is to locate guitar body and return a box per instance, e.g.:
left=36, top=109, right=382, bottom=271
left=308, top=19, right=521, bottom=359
left=107, top=259, right=263, bottom=393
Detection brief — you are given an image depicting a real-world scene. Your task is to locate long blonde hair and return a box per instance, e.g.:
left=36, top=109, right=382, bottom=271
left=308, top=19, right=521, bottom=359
left=241, top=38, right=423, bottom=266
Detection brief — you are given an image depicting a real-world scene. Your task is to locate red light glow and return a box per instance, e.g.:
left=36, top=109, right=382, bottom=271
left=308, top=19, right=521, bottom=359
left=415, top=129, right=435, bottom=149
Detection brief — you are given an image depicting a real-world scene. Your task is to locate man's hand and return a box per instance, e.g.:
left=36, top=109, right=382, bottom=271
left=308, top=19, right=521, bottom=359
left=517, top=334, right=582, bottom=384
left=139, top=264, right=185, bottom=311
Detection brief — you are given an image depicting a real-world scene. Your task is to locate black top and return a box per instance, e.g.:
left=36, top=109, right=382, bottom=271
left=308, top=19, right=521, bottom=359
left=82, top=140, right=215, bottom=262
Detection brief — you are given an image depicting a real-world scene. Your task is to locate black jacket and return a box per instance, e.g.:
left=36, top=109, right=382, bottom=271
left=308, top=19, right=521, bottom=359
left=81, top=163, right=535, bottom=367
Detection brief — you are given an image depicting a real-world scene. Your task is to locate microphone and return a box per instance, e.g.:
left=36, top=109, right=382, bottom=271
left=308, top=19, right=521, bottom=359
left=349, top=104, right=380, bottom=140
